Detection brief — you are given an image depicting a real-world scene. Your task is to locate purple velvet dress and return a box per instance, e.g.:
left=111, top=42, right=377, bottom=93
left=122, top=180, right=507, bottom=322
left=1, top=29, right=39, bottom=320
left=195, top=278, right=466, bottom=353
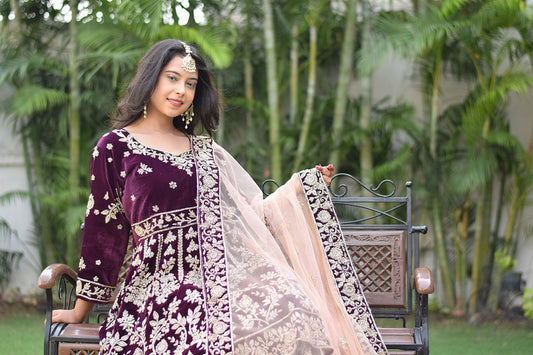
left=77, top=129, right=207, bottom=354
left=75, top=129, right=388, bottom=355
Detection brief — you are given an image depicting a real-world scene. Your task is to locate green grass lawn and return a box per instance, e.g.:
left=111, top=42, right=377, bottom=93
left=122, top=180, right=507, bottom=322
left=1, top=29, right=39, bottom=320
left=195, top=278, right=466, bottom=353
left=1, top=304, right=532, bottom=354
left=429, top=316, right=533, bottom=355
left=0, top=305, right=44, bottom=354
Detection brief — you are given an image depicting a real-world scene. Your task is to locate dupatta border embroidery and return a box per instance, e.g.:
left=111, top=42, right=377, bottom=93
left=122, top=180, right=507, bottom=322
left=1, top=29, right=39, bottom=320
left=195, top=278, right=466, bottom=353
left=297, top=169, right=389, bottom=355
left=192, top=136, right=233, bottom=354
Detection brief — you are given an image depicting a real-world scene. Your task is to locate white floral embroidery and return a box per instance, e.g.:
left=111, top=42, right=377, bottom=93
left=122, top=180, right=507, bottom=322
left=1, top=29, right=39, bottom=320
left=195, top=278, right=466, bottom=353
left=79, top=257, right=86, bottom=270
left=153, top=205, right=159, bottom=212
left=96, top=260, right=101, bottom=265
left=116, top=129, right=194, bottom=175
left=169, top=181, right=177, bottom=189
left=137, top=163, right=152, bottom=175
left=120, top=171, right=126, bottom=178
left=86, top=194, right=94, bottom=217
left=106, top=143, right=113, bottom=150
left=92, top=146, right=99, bottom=158
left=101, top=202, right=123, bottom=223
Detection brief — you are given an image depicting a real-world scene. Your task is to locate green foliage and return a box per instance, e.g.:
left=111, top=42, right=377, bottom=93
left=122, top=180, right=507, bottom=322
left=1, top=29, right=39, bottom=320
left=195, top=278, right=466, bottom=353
left=0, top=219, right=22, bottom=293
left=523, top=288, right=533, bottom=320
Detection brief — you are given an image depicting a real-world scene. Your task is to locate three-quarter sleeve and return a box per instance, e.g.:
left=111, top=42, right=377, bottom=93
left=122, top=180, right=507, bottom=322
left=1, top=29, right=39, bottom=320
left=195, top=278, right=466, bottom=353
left=76, top=135, right=131, bottom=304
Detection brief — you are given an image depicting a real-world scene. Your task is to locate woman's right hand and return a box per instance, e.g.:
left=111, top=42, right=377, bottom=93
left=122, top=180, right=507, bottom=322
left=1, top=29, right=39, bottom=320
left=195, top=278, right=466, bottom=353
left=51, top=309, right=85, bottom=324
left=50, top=298, right=95, bottom=324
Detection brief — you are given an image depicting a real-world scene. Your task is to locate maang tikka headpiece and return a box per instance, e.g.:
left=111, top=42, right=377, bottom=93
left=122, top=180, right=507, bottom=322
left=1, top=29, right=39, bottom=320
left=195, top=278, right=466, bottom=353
left=182, top=43, right=197, bottom=73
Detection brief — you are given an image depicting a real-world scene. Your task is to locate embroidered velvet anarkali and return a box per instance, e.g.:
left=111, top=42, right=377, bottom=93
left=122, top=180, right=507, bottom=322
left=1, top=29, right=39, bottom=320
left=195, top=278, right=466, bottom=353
left=76, top=129, right=388, bottom=355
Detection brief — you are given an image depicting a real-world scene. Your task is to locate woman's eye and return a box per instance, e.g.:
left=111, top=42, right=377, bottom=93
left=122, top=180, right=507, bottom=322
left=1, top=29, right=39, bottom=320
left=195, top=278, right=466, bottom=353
left=167, top=75, right=177, bottom=81
left=187, top=82, right=196, bottom=88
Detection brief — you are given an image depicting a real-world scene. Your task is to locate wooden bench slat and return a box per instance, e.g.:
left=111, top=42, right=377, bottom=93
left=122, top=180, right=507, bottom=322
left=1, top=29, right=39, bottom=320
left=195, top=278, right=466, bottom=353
left=54, top=324, right=100, bottom=342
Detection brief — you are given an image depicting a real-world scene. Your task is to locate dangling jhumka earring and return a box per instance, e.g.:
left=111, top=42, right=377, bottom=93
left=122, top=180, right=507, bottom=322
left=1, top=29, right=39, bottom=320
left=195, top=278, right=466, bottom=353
left=181, top=43, right=197, bottom=73
left=143, top=105, right=147, bottom=119
left=182, top=104, right=194, bottom=130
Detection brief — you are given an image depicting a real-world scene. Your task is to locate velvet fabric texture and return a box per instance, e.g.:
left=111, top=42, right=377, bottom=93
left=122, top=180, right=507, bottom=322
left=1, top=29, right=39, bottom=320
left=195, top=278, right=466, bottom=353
left=76, top=129, right=387, bottom=354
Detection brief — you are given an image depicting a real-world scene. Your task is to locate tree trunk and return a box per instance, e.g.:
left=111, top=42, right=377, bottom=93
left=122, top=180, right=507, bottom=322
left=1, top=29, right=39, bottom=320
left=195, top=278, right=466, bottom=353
left=293, top=23, right=317, bottom=172
left=359, top=0, right=373, bottom=187
left=427, top=42, right=456, bottom=308
left=470, top=180, right=493, bottom=312
left=432, top=196, right=456, bottom=306
left=215, top=73, right=225, bottom=144
left=262, top=0, right=282, bottom=181
left=289, top=24, right=299, bottom=125
left=68, top=0, right=81, bottom=266
left=329, top=0, right=358, bottom=170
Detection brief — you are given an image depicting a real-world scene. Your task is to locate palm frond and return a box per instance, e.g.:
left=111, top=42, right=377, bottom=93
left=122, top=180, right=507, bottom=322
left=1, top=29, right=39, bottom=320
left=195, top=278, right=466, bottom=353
left=0, top=53, right=66, bottom=85
left=471, top=0, right=525, bottom=31
left=10, top=85, right=69, bottom=116
left=452, top=152, right=499, bottom=193
left=485, top=130, right=525, bottom=153
left=372, top=145, right=411, bottom=180
left=117, top=0, right=164, bottom=41
left=154, top=25, right=234, bottom=69
left=441, top=0, right=471, bottom=19
left=0, top=191, right=30, bottom=207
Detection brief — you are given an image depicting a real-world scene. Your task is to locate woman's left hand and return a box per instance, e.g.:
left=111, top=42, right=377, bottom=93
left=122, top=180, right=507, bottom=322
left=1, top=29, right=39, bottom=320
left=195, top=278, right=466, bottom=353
left=316, top=164, right=335, bottom=187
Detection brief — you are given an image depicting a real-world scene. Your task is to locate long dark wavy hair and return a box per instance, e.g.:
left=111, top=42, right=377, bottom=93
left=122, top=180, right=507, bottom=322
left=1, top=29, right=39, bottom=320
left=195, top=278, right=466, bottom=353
left=112, top=39, right=219, bottom=136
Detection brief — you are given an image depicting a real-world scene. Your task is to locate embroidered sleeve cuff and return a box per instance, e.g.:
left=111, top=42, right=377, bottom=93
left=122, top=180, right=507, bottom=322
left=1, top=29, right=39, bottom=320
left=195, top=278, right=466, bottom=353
left=76, top=277, right=116, bottom=304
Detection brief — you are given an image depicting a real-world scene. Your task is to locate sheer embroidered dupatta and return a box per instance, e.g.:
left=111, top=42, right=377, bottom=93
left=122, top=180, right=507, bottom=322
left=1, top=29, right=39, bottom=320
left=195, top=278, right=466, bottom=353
left=191, top=136, right=387, bottom=355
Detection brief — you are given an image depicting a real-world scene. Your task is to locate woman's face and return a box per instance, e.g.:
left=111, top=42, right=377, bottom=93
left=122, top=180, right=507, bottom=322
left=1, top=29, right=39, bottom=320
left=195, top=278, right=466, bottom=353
left=147, top=55, right=198, bottom=120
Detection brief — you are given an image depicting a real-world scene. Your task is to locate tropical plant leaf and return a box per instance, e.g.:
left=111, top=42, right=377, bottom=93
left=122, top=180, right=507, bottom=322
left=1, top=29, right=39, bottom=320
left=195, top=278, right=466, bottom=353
left=452, top=152, right=499, bottom=193
left=154, top=25, right=234, bottom=69
left=10, top=85, right=69, bottom=116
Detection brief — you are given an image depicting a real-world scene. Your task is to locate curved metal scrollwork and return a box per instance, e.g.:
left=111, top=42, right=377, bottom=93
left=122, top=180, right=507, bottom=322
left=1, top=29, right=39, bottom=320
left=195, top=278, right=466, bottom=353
left=261, top=179, right=280, bottom=196
left=329, top=173, right=397, bottom=198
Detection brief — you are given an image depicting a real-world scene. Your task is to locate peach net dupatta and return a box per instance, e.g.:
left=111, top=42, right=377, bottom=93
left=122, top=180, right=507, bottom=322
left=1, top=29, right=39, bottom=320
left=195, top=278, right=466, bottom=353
left=213, top=142, right=387, bottom=355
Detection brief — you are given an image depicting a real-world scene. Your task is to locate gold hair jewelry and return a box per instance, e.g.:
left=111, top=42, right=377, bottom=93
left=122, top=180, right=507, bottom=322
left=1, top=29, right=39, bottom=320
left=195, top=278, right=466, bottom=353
left=143, top=105, right=147, bottom=119
left=182, top=104, right=194, bottom=129
left=182, top=44, right=197, bottom=73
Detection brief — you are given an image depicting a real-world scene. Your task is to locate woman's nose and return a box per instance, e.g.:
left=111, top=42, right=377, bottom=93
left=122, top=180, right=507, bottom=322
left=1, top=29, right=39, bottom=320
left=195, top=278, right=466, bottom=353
left=175, top=82, right=185, bottom=94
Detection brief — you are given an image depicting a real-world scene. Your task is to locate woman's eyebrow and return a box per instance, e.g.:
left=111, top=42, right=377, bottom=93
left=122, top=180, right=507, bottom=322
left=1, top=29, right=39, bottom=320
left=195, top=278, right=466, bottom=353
left=165, top=70, right=198, bottom=80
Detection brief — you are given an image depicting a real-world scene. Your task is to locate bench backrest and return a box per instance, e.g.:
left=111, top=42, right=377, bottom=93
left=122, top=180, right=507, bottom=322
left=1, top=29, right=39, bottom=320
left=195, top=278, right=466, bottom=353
left=263, top=173, right=427, bottom=318
left=328, top=173, right=426, bottom=317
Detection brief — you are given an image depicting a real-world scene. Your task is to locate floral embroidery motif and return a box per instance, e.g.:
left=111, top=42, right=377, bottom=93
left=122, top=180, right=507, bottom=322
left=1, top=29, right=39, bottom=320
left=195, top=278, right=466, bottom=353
left=86, top=194, right=94, bottom=217
left=116, top=129, right=194, bottom=176
left=192, top=136, right=232, bottom=353
left=137, top=163, right=152, bottom=175
left=101, top=201, right=124, bottom=224
left=169, top=181, right=177, bottom=189
left=76, top=277, right=115, bottom=302
left=132, top=207, right=197, bottom=242
left=79, top=257, right=86, bottom=270
left=298, top=169, right=388, bottom=355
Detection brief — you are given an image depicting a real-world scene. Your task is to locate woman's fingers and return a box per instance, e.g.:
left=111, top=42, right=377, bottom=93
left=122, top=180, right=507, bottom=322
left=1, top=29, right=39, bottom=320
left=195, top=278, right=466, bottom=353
left=316, top=164, right=335, bottom=186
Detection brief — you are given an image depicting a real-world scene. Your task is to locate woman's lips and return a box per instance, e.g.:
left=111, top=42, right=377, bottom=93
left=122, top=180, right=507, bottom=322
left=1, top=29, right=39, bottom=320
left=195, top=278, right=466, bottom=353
left=167, top=98, right=183, bottom=107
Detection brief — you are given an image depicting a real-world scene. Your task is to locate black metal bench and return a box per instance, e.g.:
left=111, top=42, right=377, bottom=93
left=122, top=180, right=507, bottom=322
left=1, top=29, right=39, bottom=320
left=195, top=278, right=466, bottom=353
left=40, top=173, right=433, bottom=355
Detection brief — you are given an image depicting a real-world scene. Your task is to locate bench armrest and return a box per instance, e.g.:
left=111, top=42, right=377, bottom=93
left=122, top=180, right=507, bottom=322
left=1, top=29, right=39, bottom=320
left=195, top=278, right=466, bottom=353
left=412, top=267, right=434, bottom=294
left=39, top=263, right=78, bottom=289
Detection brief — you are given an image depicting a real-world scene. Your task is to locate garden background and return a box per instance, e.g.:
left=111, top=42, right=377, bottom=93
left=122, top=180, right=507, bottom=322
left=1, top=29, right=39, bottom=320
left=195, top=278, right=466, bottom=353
left=1, top=0, right=533, bottom=328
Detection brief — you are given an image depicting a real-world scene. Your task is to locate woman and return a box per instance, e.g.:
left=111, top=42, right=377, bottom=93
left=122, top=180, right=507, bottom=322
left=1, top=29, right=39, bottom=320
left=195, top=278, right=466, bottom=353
left=52, top=39, right=387, bottom=355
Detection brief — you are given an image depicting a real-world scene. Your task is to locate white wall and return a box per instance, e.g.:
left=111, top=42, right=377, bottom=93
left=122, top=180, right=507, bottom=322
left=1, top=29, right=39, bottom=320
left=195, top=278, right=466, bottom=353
left=0, top=114, right=41, bottom=296
left=358, top=57, right=533, bottom=290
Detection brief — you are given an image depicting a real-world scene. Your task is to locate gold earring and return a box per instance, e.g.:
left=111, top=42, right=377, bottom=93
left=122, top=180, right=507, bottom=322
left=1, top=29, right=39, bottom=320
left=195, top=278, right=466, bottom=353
left=143, top=105, right=147, bottom=119
left=182, top=104, right=194, bottom=129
